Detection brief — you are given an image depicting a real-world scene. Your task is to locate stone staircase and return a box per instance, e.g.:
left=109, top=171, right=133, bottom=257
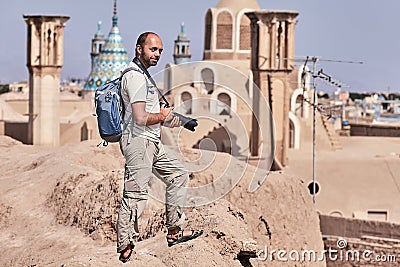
left=162, top=114, right=250, bottom=158
left=161, top=117, right=220, bottom=150
left=319, top=113, right=342, bottom=150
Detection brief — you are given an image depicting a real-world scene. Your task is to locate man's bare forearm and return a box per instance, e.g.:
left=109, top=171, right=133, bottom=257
left=145, top=112, right=166, bottom=126
left=132, top=102, right=170, bottom=126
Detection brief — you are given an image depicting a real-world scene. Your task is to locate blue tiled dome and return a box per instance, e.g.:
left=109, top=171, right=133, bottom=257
left=83, top=1, right=130, bottom=90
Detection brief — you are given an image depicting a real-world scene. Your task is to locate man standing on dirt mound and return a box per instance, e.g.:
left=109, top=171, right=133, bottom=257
left=117, top=31, right=203, bottom=263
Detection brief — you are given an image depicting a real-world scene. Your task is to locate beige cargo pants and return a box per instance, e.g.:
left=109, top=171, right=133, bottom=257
left=117, top=134, right=188, bottom=253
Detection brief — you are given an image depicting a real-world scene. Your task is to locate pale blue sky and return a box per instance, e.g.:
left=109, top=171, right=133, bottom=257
left=1, top=0, right=399, bottom=93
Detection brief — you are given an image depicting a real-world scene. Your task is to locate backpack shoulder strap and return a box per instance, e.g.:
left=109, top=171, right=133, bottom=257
left=118, top=67, right=138, bottom=125
left=120, top=66, right=139, bottom=80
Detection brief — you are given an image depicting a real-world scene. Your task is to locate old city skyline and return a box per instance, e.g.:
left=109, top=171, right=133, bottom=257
left=1, top=0, right=399, bottom=93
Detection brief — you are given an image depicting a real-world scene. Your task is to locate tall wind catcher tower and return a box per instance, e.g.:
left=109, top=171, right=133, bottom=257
left=24, top=15, right=70, bottom=146
left=246, top=10, right=298, bottom=167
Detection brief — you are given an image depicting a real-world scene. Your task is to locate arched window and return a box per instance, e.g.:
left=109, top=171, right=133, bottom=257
left=216, top=11, right=233, bottom=49
left=239, top=14, right=251, bottom=50
left=295, top=94, right=303, bottom=116
left=201, top=68, right=214, bottom=94
left=217, top=93, right=231, bottom=115
left=289, top=119, right=295, bottom=148
left=181, top=92, right=193, bottom=114
left=204, top=10, right=212, bottom=50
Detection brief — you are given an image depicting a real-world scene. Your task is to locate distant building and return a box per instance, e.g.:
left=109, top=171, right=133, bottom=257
left=90, top=21, right=106, bottom=71
left=60, top=79, right=85, bottom=95
left=2, top=1, right=133, bottom=146
left=82, top=0, right=130, bottom=99
left=173, top=23, right=191, bottom=65
left=163, top=0, right=313, bottom=168
left=9, top=81, right=28, bottom=93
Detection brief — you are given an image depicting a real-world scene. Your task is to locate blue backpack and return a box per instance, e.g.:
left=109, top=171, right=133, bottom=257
left=94, top=67, right=136, bottom=145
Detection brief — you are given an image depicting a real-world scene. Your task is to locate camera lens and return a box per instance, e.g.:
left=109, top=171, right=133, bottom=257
left=173, top=112, right=198, bottom=132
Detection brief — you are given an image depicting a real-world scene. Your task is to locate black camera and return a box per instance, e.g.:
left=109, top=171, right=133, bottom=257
left=161, top=102, right=198, bottom=132
left=172, top=112, right=198, bottom=132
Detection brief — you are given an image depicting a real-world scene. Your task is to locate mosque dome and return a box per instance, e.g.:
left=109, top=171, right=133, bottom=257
left=216, top=0, right=260, bottom=14
left=83, top=0, right=130, bottom=91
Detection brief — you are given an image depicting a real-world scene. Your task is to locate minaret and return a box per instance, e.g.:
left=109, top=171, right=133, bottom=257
left=90, top=21, right=105, bottom=70
left=23, top=15, right=70, bottom=146
left=246, top=10, right=299, bottom=167
left=173, top=22, right=191, bottom=64
left=82, top=0, right=130, bottom=99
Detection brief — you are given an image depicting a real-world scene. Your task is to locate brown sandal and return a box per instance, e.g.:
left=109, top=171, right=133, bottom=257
left=167, top=229, right=204, bottom=247
left=119, top=244, right=134, bottom=263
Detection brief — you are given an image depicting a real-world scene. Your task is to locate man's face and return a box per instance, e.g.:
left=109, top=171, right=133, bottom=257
left=137, top=34, right=163, bottom=69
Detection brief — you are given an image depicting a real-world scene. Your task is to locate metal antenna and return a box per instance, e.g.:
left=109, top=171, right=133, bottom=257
left=311, top=57, right=318, bottom=205
left=114, top=0, right=117, bottom=16
left=280, top=56, right=363, bottom=205
left=281, top=57, right=363, bottom=65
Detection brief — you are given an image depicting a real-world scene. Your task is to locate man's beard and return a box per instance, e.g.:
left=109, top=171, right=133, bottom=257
left=149, top=57, right=159, bottom=66
left=141, top=52, right=159, bottom=67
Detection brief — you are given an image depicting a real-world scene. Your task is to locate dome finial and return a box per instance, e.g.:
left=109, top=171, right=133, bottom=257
left=177, top=22, right=188, bottom=40
left=94, top=21, right=104, bottom=38
left=180, top=22, right=185, bottom=33
left=112, top=0, right=118, bottom=27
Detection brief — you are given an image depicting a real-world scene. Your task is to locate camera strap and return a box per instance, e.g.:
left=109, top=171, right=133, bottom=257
left=132, top=57, right=171, bottom=107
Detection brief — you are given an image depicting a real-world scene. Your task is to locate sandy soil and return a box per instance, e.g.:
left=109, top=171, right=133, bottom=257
left=0, top=136, right=324, bottom=266
left=285, top=136, right=400, bottom=222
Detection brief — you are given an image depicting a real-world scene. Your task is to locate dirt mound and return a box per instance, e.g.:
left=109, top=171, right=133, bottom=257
left=47, top=169, right=167, bottom=244
left=0, top=136, right=325, bottom=266
left=134, top=199, right=258, bottom=266
left=48, top=171, right=122, bottom=243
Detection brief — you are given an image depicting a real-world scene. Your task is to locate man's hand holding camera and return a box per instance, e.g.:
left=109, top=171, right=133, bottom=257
left=160, top=106, right=181, bottom=128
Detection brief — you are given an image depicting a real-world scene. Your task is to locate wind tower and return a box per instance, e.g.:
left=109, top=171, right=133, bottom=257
left=23, top=15, right=70, bottom=146
left=82, top=0, right=130, bottom=99
left=246, top=10, right=299, bottom=167
left=173, top=23, right=191, bottom=64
